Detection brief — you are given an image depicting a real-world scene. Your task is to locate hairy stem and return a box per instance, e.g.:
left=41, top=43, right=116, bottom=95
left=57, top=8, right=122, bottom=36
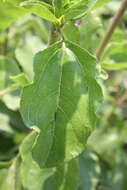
left=96, top=0, right=127, bottom=59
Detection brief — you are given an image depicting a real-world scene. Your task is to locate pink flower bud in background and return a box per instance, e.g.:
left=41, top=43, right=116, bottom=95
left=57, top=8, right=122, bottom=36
left=74, top=20, right=82, bottom=26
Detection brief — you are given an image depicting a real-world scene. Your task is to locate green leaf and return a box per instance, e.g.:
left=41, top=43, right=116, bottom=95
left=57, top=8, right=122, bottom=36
left=21, top=1, right=58, bottom=23
left=20, top=41, right=102, bottom=168
left=20, top=131, right=78, bottom=190
left=10, top=73, right=29, bottom=87
left=78, top=150, right=101, bottom=190
left=102, top=42, right=127, bottom=61
left=101, top=42, right=127, bottom=70
left=98, top=163, right=126, bottom=190
left=15, top=33, right=44, bottom=81
left=0, top=160, right=12, bottom=169
left=0, top=2, right=27, bottom=29
left=44, top=159, right=79, bottom=190
left=0, top=56, right=20, bottom=90
left=3, top=0, right=23, bottom=5
left=0, top=169, right=7, bottom=188
left=102, top=61, right=127, bottom=71
left=1, top=156, right=23, bottom=190
left=65, top=41, right=102, bottom=103
left=20, top=131, right=54, bottom=190
left=88, top=127, right=122, bottom=166
left=79, top=13, right=102, bottom=50
left=0, top=100, right=27, bottom=133
left=61, top=21, right=80, bottom=44
left=64, top=0, right=97, bottom=20
left=53, top=0, right=63, bottom=18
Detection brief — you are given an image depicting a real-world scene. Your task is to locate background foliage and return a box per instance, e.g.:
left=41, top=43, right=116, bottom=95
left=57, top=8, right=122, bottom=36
left=0, top=0, right=127, bottom=189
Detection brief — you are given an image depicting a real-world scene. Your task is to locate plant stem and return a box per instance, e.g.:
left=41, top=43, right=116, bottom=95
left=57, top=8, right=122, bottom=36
left=0, top=28, right=9, bottom=55
left=48, top=24, right=59, bottom=46
left=0, top=84, right=20, bottom=99
left=96, top=0, right=127, bottom=59
left=3, top=28, right=9, bottom=55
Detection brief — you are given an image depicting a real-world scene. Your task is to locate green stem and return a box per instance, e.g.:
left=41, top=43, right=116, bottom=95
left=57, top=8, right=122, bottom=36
left=0, top=28, right=9, bottom=55
left=48, top=24, right=59, bottom=46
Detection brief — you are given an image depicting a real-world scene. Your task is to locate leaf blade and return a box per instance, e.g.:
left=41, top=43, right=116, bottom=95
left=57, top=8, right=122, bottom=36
left=21, top=1, right=58, bottom=23
left=20, top=41, right=102, bottom=168
left=64, top=0, right=97, bottom=20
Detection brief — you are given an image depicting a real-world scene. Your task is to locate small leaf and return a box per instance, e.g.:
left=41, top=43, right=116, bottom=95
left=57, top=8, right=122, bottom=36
left=21, top=1, right=58, bottom=23
left=64, top=0, right=97, bottom=20
left=101, top=42, right=127, bottom=70
left=102, top=61, right=127, bottom=71
left=61, top=21, right=80, bottom=44
left=10, top=73, right=29, bottom=87
left=15, top=33, right=44, bottom=81
left=102, top=42, right=127, bottom=61
left=53, top=0, right=63, bottom=18
left=0, top=56, right=20, bottom=90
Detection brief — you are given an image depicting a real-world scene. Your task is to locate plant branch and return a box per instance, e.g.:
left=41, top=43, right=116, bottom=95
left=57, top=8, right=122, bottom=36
left=96, top=0, right=127, bottom=59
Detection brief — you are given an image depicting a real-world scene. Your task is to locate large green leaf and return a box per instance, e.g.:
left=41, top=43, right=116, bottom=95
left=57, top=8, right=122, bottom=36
left=20, top=41, right=63, bottom=168
left=20, top=41, right=102, bottom=168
